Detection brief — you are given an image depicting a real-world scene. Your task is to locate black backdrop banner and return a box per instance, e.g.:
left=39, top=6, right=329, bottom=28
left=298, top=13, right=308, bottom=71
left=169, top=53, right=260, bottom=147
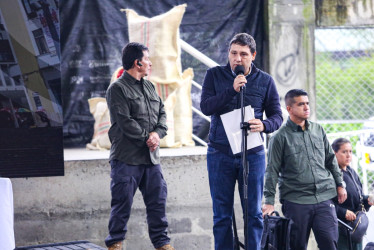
left=60, top=0, right=265, bottom=147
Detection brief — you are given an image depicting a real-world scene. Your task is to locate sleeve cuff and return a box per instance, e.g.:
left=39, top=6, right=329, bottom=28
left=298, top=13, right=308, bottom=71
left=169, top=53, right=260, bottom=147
left=262, top=120, right=270, bottom=133
left=153, top=128, right=166, bottom=139
left=338, top=208, right=347, bottom=220
left=264, top=196, right=275, bottom=205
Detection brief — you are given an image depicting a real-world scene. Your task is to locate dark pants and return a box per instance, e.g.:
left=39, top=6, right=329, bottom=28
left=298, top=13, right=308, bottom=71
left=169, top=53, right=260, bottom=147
left=282, top=199, right=338, bottom=250
left=207, top=146, right=266, bottom=250
left=105, top=160, right=170, bottom=248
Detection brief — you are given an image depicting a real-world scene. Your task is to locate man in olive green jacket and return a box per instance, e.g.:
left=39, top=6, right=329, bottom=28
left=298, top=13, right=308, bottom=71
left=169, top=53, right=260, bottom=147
left=105, top=42, right=174, bottom=250
left=262, top=89, right=347, bottom=250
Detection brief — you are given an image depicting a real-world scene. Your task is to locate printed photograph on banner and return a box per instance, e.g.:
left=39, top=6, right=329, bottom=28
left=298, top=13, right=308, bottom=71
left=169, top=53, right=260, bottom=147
left=0, top=0, right=63, bottom=178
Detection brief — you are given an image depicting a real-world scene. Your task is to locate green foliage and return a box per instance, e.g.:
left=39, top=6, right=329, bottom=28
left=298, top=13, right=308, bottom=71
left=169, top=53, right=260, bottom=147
left=321, top=122, right=363, bottom=133
left=315, top=51, right=374, bottom=120
left=321, top=122, right=362, bottom=153
left=316, top=36, right=374, bottom=193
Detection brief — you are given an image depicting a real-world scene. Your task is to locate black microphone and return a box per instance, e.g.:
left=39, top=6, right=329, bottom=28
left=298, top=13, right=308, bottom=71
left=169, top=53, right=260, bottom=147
left=234, top=65, right=245, bottom=76
left=234, top=65, right=245, bottom=90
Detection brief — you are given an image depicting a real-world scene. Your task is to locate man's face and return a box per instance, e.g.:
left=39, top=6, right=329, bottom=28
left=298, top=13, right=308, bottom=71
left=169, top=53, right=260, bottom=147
left=138, top=50, right=152, bottom=77
left=287, top=95, right=310, bottom=121
left=228, top=43, right=256, bottom=75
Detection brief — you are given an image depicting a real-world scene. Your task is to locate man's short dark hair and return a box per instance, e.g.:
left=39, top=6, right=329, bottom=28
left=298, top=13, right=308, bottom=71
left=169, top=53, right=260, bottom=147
left=285, top=89, right=308, bottom=107
left=229, top=33, right=256, bottom=54
left=331, top=138, right=351, bottom=153
left=122, top=42, right=149, bottom=70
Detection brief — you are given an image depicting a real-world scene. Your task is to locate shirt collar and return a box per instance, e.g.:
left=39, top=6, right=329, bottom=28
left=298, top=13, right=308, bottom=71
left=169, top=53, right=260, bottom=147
left=286, top=117, right=310, bottom=131
left=341, top=166, right=352, bottom=172
left=122, top=71, right=143, bottom=85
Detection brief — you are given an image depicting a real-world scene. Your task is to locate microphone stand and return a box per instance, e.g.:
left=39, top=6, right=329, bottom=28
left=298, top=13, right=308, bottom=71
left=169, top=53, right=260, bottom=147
left=233, top=85, right=249, bottom=250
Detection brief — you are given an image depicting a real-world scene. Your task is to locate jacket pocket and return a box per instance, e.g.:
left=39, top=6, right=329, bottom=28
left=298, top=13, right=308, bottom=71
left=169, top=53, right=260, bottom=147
left=128, top=95, right=147, bottom=117
left=148, top=95, right=161, bottom=123
left=312, top=139, right=325, bottom=164
left=284, top=145, right=304, bottom=174
left=284, top=145, right=302, bottom=156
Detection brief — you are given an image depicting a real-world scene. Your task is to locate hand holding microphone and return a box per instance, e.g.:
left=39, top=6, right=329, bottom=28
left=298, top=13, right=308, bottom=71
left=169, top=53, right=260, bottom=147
left=234, top=65, right=264, bottom=133
left=233, top=65, right=246, bottom=92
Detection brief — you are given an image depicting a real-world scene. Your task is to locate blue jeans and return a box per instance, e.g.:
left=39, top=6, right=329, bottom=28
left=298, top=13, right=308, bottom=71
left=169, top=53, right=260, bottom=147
left=105, top=160, right=170, bottom=248
left=207, top=146, right=266, bottom=250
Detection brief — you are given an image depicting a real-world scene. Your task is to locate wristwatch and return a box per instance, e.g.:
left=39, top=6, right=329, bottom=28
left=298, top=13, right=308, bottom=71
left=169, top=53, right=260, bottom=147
left=337, top=181, right=346, bottom=189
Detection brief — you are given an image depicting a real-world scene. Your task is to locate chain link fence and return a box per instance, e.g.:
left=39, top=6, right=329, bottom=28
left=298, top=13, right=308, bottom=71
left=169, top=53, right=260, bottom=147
left=315, top=27, right=374, bottom=194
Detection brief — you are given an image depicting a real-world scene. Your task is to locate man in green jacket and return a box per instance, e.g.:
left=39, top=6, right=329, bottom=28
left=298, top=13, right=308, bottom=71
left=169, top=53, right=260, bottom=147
left=105, top=42, right=174, bottom=250
left=262, top=89, right=347, bottom=250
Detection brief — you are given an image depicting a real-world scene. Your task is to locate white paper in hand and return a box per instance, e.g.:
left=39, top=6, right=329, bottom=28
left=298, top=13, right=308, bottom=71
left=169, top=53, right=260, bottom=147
left=220, top=105, right=263, bottom=154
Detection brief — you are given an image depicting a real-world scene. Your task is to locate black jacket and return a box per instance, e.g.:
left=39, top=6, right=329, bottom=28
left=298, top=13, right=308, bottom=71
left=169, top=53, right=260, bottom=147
left=334, top=166, right=371, bottom=223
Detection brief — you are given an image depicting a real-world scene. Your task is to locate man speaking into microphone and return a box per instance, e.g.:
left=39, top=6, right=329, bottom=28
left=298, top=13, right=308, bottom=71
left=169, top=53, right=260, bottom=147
left=200, top=33, right=283, bottom=250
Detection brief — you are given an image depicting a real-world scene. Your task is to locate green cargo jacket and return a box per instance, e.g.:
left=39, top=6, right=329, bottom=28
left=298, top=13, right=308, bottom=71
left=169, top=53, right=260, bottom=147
left=264, top=118, right=343, bottom=205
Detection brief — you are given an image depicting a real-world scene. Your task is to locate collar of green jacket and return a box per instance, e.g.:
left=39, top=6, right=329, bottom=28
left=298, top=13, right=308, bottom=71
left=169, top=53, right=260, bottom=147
left=286, top=117, right=310, bottom=132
